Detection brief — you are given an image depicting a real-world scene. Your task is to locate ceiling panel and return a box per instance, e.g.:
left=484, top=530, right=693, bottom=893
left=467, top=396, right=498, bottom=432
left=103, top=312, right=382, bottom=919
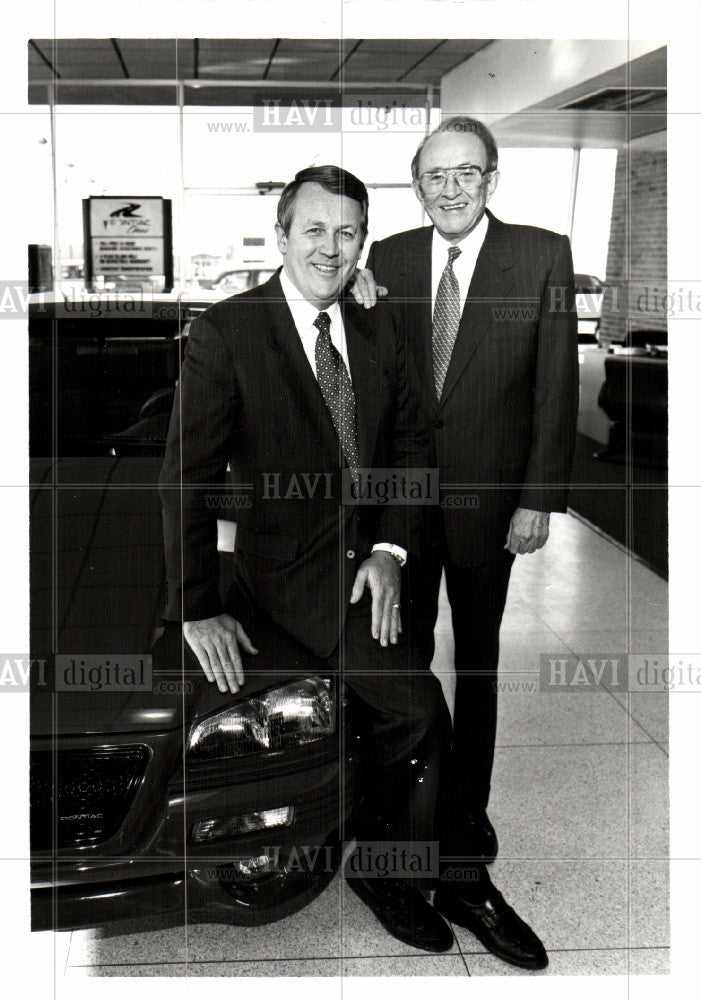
left=270, top=38, right=357, bottom=80
left=402, top=40, right=492, bottom=83
left=265, top=60, right=346, bottom=82
left=438, top=39, right=492, bottom=54
left=28, top=37, right=490, bottom=101
left=277, top=39, right=360, bottom=52
left=356, top=40, right=444, bottom=54
left=28, top=48, right=54, bottom=81
left=38, top=40, right=111, bottom=55
left=117, top=39, right=195, bottom=78
left=50, top=60, right=123, bottom=80
left=200, top=39, right=278, bottom=54
left=198, top=39, right=276, bottom=78
left=335, top=57, right=425, bottom=83
left=340, top=40, right=441, bottom=81
left=32, top=39, right=123, bottom=79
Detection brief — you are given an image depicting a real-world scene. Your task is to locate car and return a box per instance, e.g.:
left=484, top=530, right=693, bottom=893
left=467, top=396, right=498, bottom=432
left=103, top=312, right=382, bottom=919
left=60, top=260, right=84, bottom=280
left=197, top=268, right=276, bottom=294
left=29, top=454, right=362, bottom=931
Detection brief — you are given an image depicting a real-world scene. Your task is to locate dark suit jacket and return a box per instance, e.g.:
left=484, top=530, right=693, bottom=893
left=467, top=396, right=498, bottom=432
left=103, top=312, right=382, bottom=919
left=365, top=210, right=579, bottom=567
left=159, top=270, right=427, bottom=659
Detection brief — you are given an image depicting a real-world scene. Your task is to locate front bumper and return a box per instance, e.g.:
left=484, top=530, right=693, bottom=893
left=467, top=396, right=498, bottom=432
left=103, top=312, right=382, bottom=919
left=32, top=842, right=343, bottom=931
left=32, top=748, right=360, bottom=930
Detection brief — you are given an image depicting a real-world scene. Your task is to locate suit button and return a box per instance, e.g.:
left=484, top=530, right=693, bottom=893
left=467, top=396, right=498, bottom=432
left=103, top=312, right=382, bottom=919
left=434, top=419, right=444, bottom=429
left=346, top=549, right=355, bottom=560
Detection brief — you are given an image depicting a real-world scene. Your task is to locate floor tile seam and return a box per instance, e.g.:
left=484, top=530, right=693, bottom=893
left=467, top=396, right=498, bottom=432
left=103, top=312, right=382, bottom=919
left=447, top=918, right=473, bottom=974
left=456, top=944, right=671, bottom=957
left=444, top=855, right=671, bottom=861
left=68, top=938, right=675, bottom=966
left=504, top=602, right=563, bottom=636
left=607, top=692, right=671, bottom=754
left=67, top=952, right=469, bottom=968
left=549, top=638, right=670, bottom=748
left=63, top=931, right=73, bottom=976
left=66, top=943, right=671, bottom=972
left=493, top=740, right=659, bottom=748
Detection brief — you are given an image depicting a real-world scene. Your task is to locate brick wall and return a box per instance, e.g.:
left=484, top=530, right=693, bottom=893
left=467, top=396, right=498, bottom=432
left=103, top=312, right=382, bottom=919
left=598, top=142, right=667, bottom=346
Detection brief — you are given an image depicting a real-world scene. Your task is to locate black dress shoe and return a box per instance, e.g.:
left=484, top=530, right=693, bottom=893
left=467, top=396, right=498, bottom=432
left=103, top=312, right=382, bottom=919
left=434, top=883, right=548, bottom=970
left=349, top=877, right=454, bottom=953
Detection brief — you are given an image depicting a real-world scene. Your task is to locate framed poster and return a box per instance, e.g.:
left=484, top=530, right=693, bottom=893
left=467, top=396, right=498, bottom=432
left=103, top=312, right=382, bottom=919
left=83, top=195, right=173, bottom=290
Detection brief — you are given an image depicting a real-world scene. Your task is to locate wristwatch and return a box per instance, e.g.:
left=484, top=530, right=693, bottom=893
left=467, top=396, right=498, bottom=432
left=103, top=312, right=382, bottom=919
left=371, top=543, right=407, bottom=567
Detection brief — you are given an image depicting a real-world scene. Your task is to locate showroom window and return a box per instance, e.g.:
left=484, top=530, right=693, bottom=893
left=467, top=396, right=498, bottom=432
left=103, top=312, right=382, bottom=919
left=33, top=101, right=616, bottom=293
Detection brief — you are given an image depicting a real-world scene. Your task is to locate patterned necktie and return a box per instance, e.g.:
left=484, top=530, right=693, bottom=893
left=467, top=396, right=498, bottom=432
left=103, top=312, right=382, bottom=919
left=432, top=244, right=462, bottom=399
left=313, top=311, right=360, bottom=478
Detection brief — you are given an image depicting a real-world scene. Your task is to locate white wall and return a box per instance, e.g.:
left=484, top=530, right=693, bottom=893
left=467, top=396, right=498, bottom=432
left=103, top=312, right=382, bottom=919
left=441, top=39, right=663, bottom=123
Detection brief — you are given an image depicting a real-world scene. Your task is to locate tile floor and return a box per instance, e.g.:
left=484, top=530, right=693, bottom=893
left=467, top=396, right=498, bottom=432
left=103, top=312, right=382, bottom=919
left=42, top=512, right=671, bottom=977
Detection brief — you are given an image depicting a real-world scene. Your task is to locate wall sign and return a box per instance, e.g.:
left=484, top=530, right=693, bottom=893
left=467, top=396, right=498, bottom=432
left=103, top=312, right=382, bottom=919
left=83, top=196, right=173, bottom=290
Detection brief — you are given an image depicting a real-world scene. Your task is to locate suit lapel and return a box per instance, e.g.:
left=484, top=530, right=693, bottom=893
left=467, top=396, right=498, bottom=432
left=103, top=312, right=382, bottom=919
left=438, top=213, right=515, bottom=409
left=394, top=227, right=436, bottom=414
left=342, top=298, right=381, bottom=469
left=261, top=273, right=342, bottom=467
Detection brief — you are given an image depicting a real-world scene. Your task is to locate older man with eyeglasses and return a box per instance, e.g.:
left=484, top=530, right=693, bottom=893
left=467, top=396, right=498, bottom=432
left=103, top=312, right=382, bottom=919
left=352, top=116, right=579, bottom=970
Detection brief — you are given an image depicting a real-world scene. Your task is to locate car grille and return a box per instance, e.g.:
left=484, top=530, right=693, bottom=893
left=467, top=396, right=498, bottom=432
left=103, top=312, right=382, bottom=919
left=30, top=746, right=149, bottom=851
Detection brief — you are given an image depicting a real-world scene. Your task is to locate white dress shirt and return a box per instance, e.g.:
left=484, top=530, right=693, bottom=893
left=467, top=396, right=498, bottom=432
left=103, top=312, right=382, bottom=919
left=430, top=211, right=489, bottom=314
left=279, top=267, right=406, bottom=566
left=279, top=268, right=351, bottom=380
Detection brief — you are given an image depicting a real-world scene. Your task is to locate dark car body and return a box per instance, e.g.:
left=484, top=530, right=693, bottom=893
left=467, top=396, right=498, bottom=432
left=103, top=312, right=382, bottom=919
left=29, top=455, right=362, bottom=931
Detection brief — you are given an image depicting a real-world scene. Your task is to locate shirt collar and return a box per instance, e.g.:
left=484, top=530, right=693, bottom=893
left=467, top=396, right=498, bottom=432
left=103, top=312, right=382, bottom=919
left=279, top=267, right=341, bottom=335
left=432, top=210, right=489, bottom=260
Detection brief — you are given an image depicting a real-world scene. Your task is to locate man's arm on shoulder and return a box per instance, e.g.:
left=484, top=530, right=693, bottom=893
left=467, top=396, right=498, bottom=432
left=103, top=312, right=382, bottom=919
left=350, top=240, right=389, bottom=308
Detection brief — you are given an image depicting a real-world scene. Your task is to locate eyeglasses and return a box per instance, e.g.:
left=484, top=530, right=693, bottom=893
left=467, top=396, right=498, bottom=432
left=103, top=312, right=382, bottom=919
left=419, top=165, right=493, bottom=192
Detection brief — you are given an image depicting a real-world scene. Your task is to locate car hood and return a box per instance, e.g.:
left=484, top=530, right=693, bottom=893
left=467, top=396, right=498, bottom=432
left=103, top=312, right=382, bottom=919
left=30, top=670, right=317, bottom=737
left=30, top=686, right=196, bottom=737
left=30, top=626, right=320, bottom=738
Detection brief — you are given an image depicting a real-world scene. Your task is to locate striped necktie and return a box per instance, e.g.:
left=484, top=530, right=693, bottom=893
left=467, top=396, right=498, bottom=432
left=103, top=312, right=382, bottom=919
left=432, top=244, right=462, bottom=399
left=313, top=311, right=360, bottom=478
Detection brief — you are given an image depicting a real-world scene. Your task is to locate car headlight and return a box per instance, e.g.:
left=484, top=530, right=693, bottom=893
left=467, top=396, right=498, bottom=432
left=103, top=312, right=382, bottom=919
left=188, top=676, right=334, bottom=760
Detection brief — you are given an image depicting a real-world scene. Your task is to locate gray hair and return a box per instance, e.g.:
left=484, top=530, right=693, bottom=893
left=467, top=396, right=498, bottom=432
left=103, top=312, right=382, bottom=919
left=411, top=116, right=499, bottom=180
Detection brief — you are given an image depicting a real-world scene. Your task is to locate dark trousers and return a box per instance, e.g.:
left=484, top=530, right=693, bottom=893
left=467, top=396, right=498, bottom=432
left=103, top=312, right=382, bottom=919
left=408, top=513, right=515, bottom=847
left=335, top=591, right=452, bottom=850
left=221, top=573, right=451, bottom=858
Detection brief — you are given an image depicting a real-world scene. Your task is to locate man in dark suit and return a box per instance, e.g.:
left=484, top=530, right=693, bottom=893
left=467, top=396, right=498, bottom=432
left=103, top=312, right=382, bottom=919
left=159, top=165, right=457, bottom=953
left=354, top=117, right=578, bottom=965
